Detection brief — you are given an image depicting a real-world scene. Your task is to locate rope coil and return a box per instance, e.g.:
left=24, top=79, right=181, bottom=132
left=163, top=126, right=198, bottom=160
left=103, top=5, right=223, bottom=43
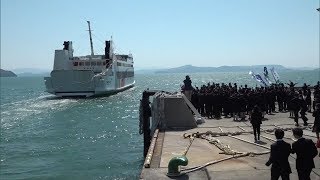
left=179, top=124, right=319, bottom=177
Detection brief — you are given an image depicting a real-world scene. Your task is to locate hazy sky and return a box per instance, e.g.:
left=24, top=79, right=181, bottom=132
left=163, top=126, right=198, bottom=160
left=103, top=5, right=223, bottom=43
left=1, top=0, right=319, bottom=70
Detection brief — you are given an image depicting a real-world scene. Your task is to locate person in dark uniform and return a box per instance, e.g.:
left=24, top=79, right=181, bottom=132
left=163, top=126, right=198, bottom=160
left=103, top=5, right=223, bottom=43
left=312, top=103, right=320, bottom=139
left=302, top=83, right=310, bottom=96
left=198, top=90, right=205, bottom=116
left=266, top=129, right=292, bottom=180
left=277, top=87, right=285, bottom=112
left=290, top=94, right=301, bottom=126
left=299, top=96, right=308, bottom=126
left=306, top=89, right=312, bottom=112
left=182, top=75, right=193, bottom=101
left=291, top=128, right=317, bottom=180
left=250, top=105, right=263, bottom=142
left=191, top=89, right=199, bottom=111
left=314, top=87, right=320, bottom=111
left=286, top=81, right=297, bottom=92
left=205, top=91, right=212, bottom=118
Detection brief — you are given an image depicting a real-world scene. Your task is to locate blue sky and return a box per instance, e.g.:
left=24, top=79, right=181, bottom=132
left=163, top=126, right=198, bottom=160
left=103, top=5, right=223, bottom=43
left=1, top=0, right=319, bottom=70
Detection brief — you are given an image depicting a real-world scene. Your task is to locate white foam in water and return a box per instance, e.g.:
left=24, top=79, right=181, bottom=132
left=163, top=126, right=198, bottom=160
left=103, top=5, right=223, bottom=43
left=36, top=94, right=54, bottom=100
left=127, top=86, right=136, bottom=91
left=1, top=96, right=78, bottom=128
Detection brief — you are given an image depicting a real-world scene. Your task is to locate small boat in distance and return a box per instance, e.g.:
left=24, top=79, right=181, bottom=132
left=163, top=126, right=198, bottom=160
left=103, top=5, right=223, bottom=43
left=44, top=21, right=135, bottom=97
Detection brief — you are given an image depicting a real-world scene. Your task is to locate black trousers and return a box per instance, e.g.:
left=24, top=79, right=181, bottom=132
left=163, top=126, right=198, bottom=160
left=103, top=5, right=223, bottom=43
left=297, top=169, right=312, bottom=180
left=253, top=124, right=261, bottom=140
left=294, top=111, right=299, bottom=123
left=278, top=101, right=284, bottom=111
left=271, top=169, right=290, bottom=180
left=300, top=111, right=308, bottom=122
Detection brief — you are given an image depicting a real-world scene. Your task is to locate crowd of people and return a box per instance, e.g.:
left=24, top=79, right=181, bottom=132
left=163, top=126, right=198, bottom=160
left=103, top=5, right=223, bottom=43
left=182, top=75, right=320, bottom=179
left=182, top=76, right=320, bottom=126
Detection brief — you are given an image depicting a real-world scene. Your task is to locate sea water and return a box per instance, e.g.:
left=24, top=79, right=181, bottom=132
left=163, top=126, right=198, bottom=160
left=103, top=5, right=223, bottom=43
left=0, top=71, right=319, bottom=179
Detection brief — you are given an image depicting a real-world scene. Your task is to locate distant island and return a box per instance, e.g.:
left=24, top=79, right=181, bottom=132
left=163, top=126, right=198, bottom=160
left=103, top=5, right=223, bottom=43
left=0, top=69, right=17, bottom=77
left=8, top=68, right=51, bottom=77
left=154, top=65, right=305, bottom=74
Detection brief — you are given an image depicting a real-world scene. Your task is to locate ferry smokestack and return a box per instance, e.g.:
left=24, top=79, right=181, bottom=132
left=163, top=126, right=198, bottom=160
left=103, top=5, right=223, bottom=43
left=63, top=41, right=69, bottom=50
left=105, top=41, right=111, bottom=59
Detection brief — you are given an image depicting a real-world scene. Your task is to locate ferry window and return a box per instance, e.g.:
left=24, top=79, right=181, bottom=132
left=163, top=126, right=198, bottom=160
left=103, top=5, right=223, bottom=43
left=117, top=62, right=121, bottom=66
left=73, top=62, right=78, bottom=66
left=79, top=62, right=84, bottom=66
left=97, top=61, right=102, bottom=66
left=91, top=62, right=96, bottom=66
left=85, top=62, right=90, bottom=66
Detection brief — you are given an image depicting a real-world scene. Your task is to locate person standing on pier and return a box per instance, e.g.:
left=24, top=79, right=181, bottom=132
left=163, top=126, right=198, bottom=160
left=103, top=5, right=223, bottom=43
left=291, top=128, right=317, bottom=180
left=302, top=83, right=310, bottom=96
left=265, top=129, right=292, bottom=180
left=182, top=75, right=193, bottom=101
left=300, top=97, right=309, bottom=126
left=250, top=105, right=263, bottom=142
left=289, top=94, right=301, bottom=126
left=312, top=103, right=320, bottom=139
left=306, top=89, right=312, bottom=112
left=314, top=86, right=320, bottom=111
left=286, top=81, right=297, bottom=92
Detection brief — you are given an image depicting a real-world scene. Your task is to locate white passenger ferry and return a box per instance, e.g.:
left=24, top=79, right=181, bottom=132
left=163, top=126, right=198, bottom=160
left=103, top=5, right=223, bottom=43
left=44, top=21, right=134, bottom=97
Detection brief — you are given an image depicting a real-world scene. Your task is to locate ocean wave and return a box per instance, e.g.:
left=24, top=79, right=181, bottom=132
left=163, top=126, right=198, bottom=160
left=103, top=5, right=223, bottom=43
left=0, top=96, right=78, bottom=129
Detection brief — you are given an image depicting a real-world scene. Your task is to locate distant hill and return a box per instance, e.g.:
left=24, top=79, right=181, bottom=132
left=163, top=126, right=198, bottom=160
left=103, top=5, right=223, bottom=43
left=289, top=67, right=318, bottom=71
left=0, top=69, right=17, bottom=77
left=135, top=69, right=161, bottom=74
left=11, top=68, right=50, bottom=77
left=155, top=65, right=291, bottom=73
left=17, top=72, right=50, bottom=77
left=12, top=68, right=50, bottom=74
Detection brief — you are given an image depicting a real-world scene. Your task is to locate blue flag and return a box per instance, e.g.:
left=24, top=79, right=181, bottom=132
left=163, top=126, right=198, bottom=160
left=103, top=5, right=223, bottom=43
left=249, top=71, right=268, bottom=87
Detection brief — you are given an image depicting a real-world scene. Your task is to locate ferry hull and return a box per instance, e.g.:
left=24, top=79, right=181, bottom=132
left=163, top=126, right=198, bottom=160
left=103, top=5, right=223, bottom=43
left=44, top=70, right=134, bottom=97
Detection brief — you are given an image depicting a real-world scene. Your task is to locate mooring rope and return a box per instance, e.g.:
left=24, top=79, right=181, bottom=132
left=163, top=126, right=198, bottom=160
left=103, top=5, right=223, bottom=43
left=180, top=123, right=320, bottom=177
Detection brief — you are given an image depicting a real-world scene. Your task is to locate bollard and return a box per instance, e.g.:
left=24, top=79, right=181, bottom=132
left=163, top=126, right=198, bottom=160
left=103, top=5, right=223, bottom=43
left=167, top=155, right=188, bottom=177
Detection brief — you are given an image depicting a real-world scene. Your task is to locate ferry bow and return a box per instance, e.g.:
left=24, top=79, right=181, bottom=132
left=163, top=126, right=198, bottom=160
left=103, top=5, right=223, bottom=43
left=44, top=21, right=134, bottom=97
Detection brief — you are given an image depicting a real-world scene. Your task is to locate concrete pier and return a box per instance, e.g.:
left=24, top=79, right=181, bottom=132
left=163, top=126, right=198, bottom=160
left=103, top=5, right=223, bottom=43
left=140, top=110, right=320, bottom=180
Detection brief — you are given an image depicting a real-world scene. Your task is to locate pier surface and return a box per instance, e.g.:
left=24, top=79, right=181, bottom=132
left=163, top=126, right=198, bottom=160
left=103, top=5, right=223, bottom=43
left=140, top=111, right=320, bottom=180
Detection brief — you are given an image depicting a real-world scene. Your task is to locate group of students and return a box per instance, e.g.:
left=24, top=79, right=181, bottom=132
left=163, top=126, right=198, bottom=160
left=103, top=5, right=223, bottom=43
left=185, top=80, right=320, bottom=123
left=266, top=128, right=317, bottom=180
left=182, top=76, right=320, bottom=179
left=182, top=75, right=320, bottom=126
